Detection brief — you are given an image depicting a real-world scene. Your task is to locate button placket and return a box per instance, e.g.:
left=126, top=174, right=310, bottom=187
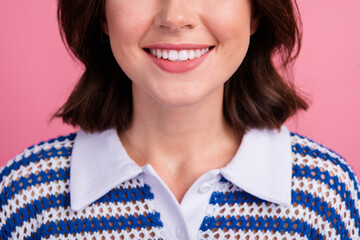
left=176, top=227, right=185, bottom=239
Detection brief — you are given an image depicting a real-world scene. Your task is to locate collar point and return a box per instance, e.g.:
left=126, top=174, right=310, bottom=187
left=70, top=200, right=86, bottom=212
left=271, top=193, right=292, bottom=207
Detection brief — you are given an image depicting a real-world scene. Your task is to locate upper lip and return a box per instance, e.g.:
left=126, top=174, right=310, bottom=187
left=143, top=43, right=214, bottom=50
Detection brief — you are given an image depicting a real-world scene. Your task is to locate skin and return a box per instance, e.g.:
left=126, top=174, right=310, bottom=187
left=104, top=0, right=258, bottom=203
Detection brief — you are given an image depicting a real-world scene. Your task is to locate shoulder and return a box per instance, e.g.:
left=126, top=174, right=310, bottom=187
left=290, top=132, right=359, bottom=188
left=289, top=132, right=360, bottom=238
left=1, top=133, right=76, bottom=190
left=0, top=133, right=76, bottom=238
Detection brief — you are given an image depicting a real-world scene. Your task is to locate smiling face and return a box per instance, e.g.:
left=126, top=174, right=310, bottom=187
left=104, top=0, right=258, bottom=107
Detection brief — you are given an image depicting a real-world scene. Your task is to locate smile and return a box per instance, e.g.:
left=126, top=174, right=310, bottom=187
left=144, top=44, right=215, bottom=73
left=149, top=48, right=210, bottom=62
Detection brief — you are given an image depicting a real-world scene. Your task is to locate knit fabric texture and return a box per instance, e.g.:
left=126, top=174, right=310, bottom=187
left=1, top=132, right=359, bottom=239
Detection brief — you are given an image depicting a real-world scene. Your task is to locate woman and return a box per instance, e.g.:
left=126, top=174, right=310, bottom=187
left=1, top=0, right=359, bottom=239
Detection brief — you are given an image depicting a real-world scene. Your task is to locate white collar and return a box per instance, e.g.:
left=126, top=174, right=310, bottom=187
left=70, top=126, right=292, bottom=211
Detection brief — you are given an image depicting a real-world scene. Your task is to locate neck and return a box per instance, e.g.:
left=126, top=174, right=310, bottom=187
left=123, top=84, right=239, bottom=162
left=119, top=84, right=241, bottom=202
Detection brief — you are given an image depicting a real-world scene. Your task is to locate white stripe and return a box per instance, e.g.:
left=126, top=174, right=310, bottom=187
left=292, top=134, right=357, bottom=178
left=0, top=156, right=70, bottom=196
left=205, top=200, right=339, bottom=239
left=10, top=216, right=40, bottom=240
left=49, top=225, right=164, bottom=240
left=1, top=137, right=73, bottom=188
left=211, top=180, right=240, bottom=193
left=1, top=136, right=73, bottom=190
left=1, top=173, right=149, bottom=223
left=198, top=228, right=306, bottom=240
left=5, top=191, right=157, bottom=238
left=209, top=170, right=357, bottom=238
left=20, top=137, right=74, bottom=159
left=292, top=176, right=358, bottom=238
left=121, top=177, right=147, bottom=189
left=0, top=179, right=70, bottom=229
left=294, top=152, right=360, bottom=212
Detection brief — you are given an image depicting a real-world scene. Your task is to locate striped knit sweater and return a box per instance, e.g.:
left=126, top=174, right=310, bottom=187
left=0, top=132, right=359, bottom=239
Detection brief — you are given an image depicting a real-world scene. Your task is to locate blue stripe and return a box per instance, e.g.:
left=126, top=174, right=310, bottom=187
left=292, top=190, right=350, bottom=239
left=26, top=212, right=162, bottom=239
left=292, top=132, right=360, bottom=230
left=293, top=142, right=359, bottom=192
left=1, top=168, right=69, bottom=205
left=2, top=183, right=157, bottom=240
left=200, top=214, right=322, bottom=239
left=209, top=188, right=265, bottom=206
left=36, top=134, right=76, bottom=145
left=219, top=177, right=228, bottom=183
left=291, top=133, right=359, bottom=194
left=0, top=166, right=70, bottom=240
left=0, top=133, right=75, bottom=183
left=3, top=183, right=155, bottom=231
left=293, top=164, right=360, bottom=226
left=208, top=187, right=349, bottom=238
left=293, top=141, right=360, bottom=215
left=290, top=132, right=344, bottom=159
left=1, top=193, right=70, bottom=240
left=96, top=183, right=155, bottom=204
left=205, top=189, right=321, bottom=237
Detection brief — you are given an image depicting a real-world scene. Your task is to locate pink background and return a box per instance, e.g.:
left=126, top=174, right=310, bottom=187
left=1, top=1, right=359, bottom=177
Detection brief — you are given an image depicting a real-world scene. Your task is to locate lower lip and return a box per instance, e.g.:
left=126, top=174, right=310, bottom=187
left=145, top=49, right=212, bottom=73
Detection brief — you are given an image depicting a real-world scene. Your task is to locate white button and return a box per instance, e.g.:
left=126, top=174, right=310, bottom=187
left=176, top=227, right=185, bottom=239
left=198, top=183, right=211, bottom=193
left=206, top=206, right=216, bottom=216
left=219, top=183, right=228, bottom=191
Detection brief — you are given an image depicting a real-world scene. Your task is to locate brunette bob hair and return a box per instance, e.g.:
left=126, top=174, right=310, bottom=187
left=55, top=0, right=308, bottom=136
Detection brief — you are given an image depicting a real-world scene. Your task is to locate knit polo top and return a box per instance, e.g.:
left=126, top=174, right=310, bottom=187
left=0, top=131, right=359, bottom=239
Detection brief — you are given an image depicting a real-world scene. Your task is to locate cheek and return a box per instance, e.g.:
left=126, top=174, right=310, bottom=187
left=105, top=1, right=156, bottom=80
left=202, top=3, right=252, bottom=76
left=106, top=1, right=154, bottom=49
left=200, top=0, right=253, bottom=42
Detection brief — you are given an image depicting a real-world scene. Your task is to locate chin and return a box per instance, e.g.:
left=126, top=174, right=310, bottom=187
left=134, top=78, right=223, bottom=109
left=153, top=91, right=207, bottom=108
left=158, top=96, right=203, bottom=108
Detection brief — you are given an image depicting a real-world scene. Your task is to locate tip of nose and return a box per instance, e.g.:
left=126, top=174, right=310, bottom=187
left=155, top=4, right=197, bottom=32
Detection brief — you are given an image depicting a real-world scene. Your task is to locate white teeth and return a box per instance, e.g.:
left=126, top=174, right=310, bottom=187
left=168, top=50, right=178, bottom=61
left=156, top=49, right=162, bottom=58
left=195, top=49, right=202, bottom=58
left=188, top=50, right=195, bottom=60
left=162, top=50, right=168, bottom=59
left=149, top=47, right=210, bottom=62
left=178, top=50, right=188, bottom=61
